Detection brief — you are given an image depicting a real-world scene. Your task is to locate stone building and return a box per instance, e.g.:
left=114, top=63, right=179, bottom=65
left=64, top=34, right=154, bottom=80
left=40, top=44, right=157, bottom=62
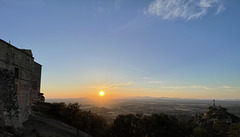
left=0, top=39, right=43, bottom=128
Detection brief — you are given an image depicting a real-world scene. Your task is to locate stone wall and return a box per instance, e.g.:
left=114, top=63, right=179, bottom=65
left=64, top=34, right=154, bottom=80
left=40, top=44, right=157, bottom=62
left=0, top=40, right=33, bottom=123
left=0, top=100, right=4, bottom=127
left=31, top=62, right=43, bottom=105
left=0, top=39, right=42, bottom=126
left=0, top=69, right=21, bottom=128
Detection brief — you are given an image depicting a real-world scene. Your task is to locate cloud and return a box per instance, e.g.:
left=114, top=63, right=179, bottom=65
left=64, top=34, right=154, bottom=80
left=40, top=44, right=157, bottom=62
left=221, top=86, right=240, bottom=89
left=82, top=82, right=133, bottom=90
left=191, top=85, right=211, bottom=90
left=145, top=0, right=225, bottom=20
left=115, top=0, right=122, bottom=11
left=128, top=88, right=150, bottom=91
left=161, top=85, right=211, bottom=90
left=145, top=81, right=162, bottom=84
left=112, top=82, right=133, bottom=86
left=216, top=3, right=225, bottom=14
left=222, top=86, right=232, bottom=89
left=98, top=7, right=105, bottom=13
left=140, top=77, right=149, bottom=80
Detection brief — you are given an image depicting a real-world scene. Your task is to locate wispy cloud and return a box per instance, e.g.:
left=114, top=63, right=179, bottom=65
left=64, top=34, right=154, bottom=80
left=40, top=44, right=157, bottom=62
left=221, top=86, right=240, bottom=89
left=161, top=85, right=212, bottom=90
left=115, top=0, right=123, bottom=11
left=128, top=88, right=150, bottom=91
left=145, top=0, right=225, bottom=20
left=145, top=81, right=162, bottom=84
left=98, top=7, right=105, bottom=13
left=112, top=82, right=133, bottom=86
left=82, top=82, right=133, bottom=90
left=222, top=86, right=233, bottom=89
left=216, top=3, right=225, bottom=14
left=140, top=77, right=149, bottom=80
left=191, top=85, right=211, bottom=90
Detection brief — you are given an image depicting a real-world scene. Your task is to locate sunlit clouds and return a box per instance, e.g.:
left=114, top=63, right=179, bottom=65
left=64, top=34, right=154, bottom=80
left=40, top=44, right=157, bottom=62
left=145, top=0, right=226, bottom=20
left=111, top=82, right=133, bottom=86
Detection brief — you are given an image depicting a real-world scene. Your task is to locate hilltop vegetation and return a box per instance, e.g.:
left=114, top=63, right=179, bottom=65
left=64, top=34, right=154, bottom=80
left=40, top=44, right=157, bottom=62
left=33, top=102, right=240, bottom=137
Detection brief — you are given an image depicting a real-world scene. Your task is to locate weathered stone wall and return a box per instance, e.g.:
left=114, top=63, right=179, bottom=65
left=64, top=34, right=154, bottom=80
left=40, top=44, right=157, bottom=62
left=0, top=39, right=42, bottom=125
left=31, top=62, right=42, bottom=105
left=0, top=100, right=4, bottom=127
left=0, top=69, right=21, bottom=128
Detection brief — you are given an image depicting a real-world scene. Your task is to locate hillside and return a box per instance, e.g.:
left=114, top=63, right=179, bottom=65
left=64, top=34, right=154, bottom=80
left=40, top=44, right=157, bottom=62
left=5, top=102, right=237, bottom=137
left=22, top=115, right=91, bottom=137
left=0, top=115, right=91, bottom=137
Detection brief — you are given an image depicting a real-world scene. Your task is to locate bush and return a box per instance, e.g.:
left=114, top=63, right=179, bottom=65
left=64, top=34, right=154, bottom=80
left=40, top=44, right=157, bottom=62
left=109, top=113, right=186, bottom=137
left=46, top=102, right=107, bottom=137
left=38, top=103, right=240, bottom=137
left=228, top=123, right=240, bottom=137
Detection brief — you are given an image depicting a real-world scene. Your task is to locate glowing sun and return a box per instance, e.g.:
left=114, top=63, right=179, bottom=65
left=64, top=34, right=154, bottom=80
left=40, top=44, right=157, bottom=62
left=99, top=91, right=105, bottom=96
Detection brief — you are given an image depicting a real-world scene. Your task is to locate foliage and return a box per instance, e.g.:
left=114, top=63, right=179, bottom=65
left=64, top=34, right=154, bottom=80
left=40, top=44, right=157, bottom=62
left=228, top=123, right=240, bottom=137
left=144, top=113, right=185, bottom=137
left=190, top=106, right=240, bottom=137
left=47, top=102, right=107, bottom=137
left=191, top=126, right=214, bottom=137
left=109, top=114, right=144, bottom=137
left=41, top=103, right=240, bottom=137
left=108, top=113, right=187, bottom=137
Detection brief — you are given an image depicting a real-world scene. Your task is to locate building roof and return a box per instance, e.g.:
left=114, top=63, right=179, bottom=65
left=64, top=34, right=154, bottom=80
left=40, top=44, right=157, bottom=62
left=0, top=39, right=34, bottom=59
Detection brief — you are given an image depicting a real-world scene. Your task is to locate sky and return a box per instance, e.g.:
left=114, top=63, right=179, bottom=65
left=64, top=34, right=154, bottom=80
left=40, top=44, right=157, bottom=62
left=0, top=0, right=240, bottom=100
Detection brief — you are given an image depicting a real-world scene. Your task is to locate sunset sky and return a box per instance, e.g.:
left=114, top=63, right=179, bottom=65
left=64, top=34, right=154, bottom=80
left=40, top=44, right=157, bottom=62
left=1, top=0, right=240, bottom=100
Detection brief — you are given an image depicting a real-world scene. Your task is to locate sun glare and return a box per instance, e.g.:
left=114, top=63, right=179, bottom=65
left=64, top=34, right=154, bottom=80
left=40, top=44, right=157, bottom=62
left=99, top=91, right=105, bottom=96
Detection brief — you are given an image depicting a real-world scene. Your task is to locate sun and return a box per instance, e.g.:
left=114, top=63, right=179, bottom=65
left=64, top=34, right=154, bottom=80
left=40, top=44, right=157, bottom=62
left=99, top=91, right=105, bottom=96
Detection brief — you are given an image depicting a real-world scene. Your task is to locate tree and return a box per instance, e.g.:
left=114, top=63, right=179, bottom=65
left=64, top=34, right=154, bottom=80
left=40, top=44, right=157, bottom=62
left=228, top=123, right=240, bottom=137
left=191, top=126, right=214, bottom=137
left=144, top=113, right=185, bottom=137
left=109, top=113, right=186, bottom=137
left=110, top=114, right=142, bottom=137
left=46, top=102, right=108, bottom=137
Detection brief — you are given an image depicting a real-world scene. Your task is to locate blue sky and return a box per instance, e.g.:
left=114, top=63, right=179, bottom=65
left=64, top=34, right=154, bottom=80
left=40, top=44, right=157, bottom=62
left=1, top=0, right=240, bottom=99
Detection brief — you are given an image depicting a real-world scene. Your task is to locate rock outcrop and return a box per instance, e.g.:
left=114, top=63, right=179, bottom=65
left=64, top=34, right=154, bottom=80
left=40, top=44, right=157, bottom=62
left=195, top=106, right=240, bottom=126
